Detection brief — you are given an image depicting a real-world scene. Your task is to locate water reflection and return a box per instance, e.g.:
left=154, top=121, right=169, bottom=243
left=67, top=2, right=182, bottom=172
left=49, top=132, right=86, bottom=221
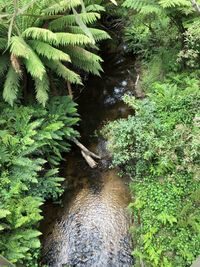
left=40, top=52, right=136, bottom=267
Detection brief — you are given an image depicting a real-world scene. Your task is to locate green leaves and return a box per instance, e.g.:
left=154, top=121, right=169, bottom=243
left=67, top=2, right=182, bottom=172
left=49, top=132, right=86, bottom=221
left=24, top=48, right=46, bottom=80
left=22, top=27, right=58, bottom=43
left=34, top=74, right=49, bottom=106
left=29, top=40, right=71, bottom=62
left=0, top=96, right=79, bottom=265
left=10, top=36, right=31, bottom=59
left=103, top=74, right=200, bottom=267
left=0, top=209, right=11, bottom=219
left=1, top=0, right=108, bottom=106
left=3, top=66, right=22, bottom=106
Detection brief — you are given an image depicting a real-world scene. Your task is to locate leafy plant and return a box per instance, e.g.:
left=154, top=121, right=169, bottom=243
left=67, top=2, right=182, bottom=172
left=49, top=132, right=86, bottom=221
left=178, top=20, right=200, bottom=68
left=0, top=0, right=109, bottom=106
left=0, top=96, right=79, bottom=266
left=103, top=74, right=200, bottom=266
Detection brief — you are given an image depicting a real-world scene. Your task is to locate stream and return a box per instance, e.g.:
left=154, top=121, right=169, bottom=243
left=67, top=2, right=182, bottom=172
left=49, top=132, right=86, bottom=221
left=40, top=49, right=136, bottom=267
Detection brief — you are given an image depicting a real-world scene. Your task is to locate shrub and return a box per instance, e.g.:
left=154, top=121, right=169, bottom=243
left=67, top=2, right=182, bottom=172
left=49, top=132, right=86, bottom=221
left=103, top=74, right=200, bottom=266
left=0, top=96, right=79, bottom=266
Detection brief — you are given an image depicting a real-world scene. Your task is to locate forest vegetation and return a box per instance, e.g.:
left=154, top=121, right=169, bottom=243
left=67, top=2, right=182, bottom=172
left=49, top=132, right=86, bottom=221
left=0, top=0, right=200, bottom=266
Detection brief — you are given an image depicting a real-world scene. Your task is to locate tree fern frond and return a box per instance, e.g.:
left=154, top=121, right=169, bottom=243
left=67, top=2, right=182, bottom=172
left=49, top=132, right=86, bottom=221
left=53, top=33, right=92, bottom=46
left=68, top=26, right=111, bottom=42
left=85, top=4, right=106, bottom=12
left=158, top=0, right=189, bottom=8
left=10, top=36, right=31, bottom=59
left=45, top=59, right=82, bottom=84
left=122, top=0, right=151, bottom=10
left=0, top=38, right=7, bottom=50
left=34, top=73, right=49, bottom=106
left=42, top=0, right=81, bottom=15
left=28, top=40, right=71, bottom=62
left=49, top=12, right=100, bottom=31
left=140, top=5, right=162, bottom=14
left=24, top=48, right=46, bottom=80
left=22, top=27, right=57, bottom=43
left=0, top=54, right=9, bottom=76
left=3, top=66, right=22, bottom=105
left=66, top=46, right=103, bottom=75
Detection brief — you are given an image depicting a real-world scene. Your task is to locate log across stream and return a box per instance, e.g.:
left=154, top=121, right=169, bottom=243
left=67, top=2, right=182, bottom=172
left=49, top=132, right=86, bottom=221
left=40, top=50, right=137, bottom=267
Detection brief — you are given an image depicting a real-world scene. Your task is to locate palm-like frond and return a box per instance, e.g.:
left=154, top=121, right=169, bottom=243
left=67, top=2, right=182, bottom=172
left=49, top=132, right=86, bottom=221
left=1, top=0, right=109, bottom=105
left=45, top=59, right=82, bottom=84
left=0, top=55, right=10, bottom=76
left=49, top=12, right=100, bottom=31
left=28, top=40, right=71, bottom=62
left=3, top=66, right=22, bottom=105
left=0, top=38, right=7, bottom=50
left=42, top=0, right=81, bottom=15
left=66, top=46, right=103, bottom=75
left=22, top=27, right=58, bottom=43
left=34, top=73, right=49, bottom=106
left=24, top=48, right=46, bottom=80
left=54, top=32, right=92, bottom=46
left=10, top=36, right=31, bottom=59
left=68, top=26, right=111, bottom=42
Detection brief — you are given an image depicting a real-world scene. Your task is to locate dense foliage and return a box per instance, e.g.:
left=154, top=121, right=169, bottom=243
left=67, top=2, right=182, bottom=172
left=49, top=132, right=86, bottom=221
left=0, top=96, right=79, bottom=265
left=103, top=74, right=200, bottom=267
left=102, top=1, right=200, bottom=266
left=1, top=0, right=200, bottom=266
left=0, top=0, right=109, bottom=265
left=0, top=0, right=109, bottom=105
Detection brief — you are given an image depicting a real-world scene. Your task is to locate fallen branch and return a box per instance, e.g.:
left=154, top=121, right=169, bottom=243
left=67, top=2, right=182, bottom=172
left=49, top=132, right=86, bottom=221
left=191, top=0, right=200, bottom=14
left=72, top=138, right=101, bottom=168
left=72, top=138, right=101, bottom=159
left=81, top=151, right=98, bottom=168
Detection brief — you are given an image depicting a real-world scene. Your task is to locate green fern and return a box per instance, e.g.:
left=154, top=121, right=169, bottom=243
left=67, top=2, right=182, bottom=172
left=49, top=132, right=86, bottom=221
left=34, top=74, right=49, bottom=106
left=49, top=12, right=100, bottom=31
left=45, top=59, right=82, bottom=84
left=0, top=0, right=109, bottom=105
left=28, top=40, right=71, bottom=62
left=3, top=66, right=21, bottom=106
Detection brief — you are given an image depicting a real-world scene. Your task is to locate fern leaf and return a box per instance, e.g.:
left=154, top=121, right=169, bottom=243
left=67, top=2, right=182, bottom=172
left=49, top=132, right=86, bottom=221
left=122, top=0, right=150, bottom=10
left=28, top=40, right=71, bottom=62
left=85, top=4, right=106, bottom=12
left=53, top=33, right=92, bottom=46
left=45, top=59, right=82, bottom=84
left=49, top=12, right=100, bottom=31
left=22, top=27, right=57, bottom=43
left=68, top=26, right=110, bottom=42
left=159, top=0, right=189, bottom=8
left=140, top=5, right=162, bottom=14
left=0, top=54, right=9, bottom=76
left=34, top=73, right=49, bottom=106
left=24, top=48, right=46, bottom=80
left=43, top=0, right=81, bottom=15
left=10, top=36, right=31, bottom=59
left=3, top=66, right=22, bottom=105
left=66, top=46, right=103, bottom=75
left=0, top=37, right=7, bottom=50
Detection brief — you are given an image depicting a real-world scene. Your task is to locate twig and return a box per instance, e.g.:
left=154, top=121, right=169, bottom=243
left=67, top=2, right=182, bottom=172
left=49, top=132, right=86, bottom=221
left=134, top=74, right=140, bottom=87
left=67, top=81, right=73, bottom=99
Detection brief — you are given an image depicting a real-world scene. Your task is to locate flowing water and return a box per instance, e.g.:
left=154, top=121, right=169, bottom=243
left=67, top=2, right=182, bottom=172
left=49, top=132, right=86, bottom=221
left=40, top=50, right=136, bottom=267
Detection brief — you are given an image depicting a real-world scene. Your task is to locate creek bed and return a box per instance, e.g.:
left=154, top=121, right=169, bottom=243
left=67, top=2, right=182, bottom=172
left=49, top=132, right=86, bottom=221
left=40, top=51, right=136, bottom=267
